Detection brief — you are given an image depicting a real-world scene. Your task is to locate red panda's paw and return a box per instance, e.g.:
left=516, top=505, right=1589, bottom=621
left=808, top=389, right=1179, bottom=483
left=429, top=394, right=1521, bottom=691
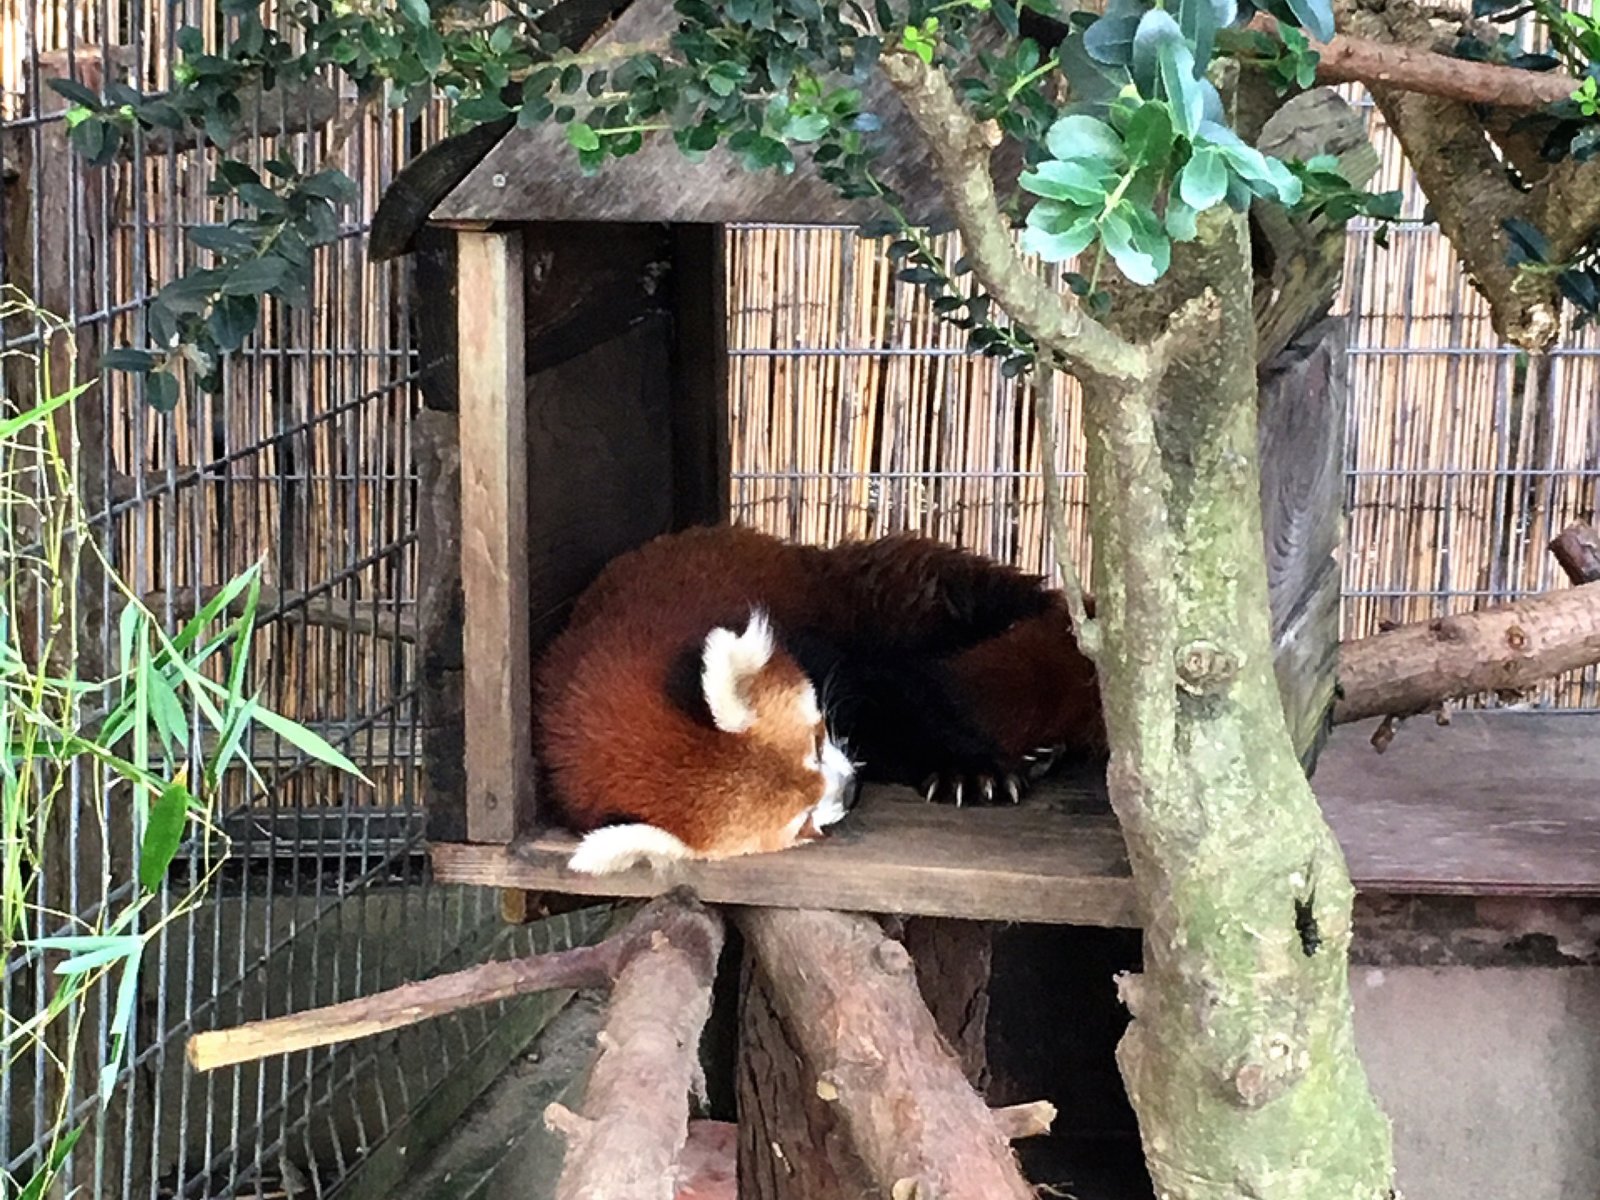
left=918, top=743, right=1068, bottom=807
left=566, top=824, right=696, bottom=875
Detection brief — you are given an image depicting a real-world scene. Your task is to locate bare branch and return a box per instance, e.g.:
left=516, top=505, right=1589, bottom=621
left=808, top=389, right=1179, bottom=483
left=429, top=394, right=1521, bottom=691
left=186, top=891, right=717, bottom=1072
left=1333, top=581, right=1600, bottom=724
left=1245, top=16, right=1580, bottom=109
left=877, top=47, right=1151, bottom=389
left=1551, top=523, right=1600, bottom=586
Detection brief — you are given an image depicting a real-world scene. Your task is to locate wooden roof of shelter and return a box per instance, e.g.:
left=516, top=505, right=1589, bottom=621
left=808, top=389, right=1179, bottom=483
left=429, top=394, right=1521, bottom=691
left=426, top=0, right=1024, bottom=228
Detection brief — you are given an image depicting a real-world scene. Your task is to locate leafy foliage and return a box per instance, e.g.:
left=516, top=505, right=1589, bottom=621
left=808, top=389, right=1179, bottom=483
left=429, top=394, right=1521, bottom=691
left=2, top=295, right=367, bottom=1199
left=42, top=0, right=1462, bottom=398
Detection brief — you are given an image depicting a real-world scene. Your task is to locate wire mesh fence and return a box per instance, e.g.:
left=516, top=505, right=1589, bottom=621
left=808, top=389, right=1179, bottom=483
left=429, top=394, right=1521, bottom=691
left=0, top=4, right=619, bottom=1199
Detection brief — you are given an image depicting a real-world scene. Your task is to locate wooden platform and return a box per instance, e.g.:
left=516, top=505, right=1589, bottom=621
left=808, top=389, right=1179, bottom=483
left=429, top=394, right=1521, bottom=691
left=428, top=714, right=1600, bottom=925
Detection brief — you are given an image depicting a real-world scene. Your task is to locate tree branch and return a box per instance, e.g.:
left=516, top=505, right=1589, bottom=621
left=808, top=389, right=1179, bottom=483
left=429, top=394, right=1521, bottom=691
left=1333, top=580, right=1600, bottom=724
left=877, top=47, right=1151, bottom=389
left=185, top=891, right=712, bottom=1072
left=545, top=898, right=725, bottom=1200
left=1335, top=0, right=1566, bottom=349
left=1244, top=16, right=1580, bottom=109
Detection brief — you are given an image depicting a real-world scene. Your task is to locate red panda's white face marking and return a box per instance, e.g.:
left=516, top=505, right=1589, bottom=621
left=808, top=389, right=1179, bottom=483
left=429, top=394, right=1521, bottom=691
left=702, top=608, right=855, bottom=835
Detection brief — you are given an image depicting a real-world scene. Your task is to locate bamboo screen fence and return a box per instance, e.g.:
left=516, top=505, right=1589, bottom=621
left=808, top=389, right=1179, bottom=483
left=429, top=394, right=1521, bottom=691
left=725, top=95, right=1600, bottom=713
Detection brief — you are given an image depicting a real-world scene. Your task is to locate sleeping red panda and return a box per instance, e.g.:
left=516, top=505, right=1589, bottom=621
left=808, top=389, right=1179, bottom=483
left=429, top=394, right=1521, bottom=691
left=533, top=524, right=1105, bottom=874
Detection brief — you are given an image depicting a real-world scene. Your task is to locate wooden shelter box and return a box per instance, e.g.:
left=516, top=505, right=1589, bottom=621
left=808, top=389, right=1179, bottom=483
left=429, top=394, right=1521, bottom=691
left=405, top=1, right=1349, bottom=926
left=407, top=44, right=1350, bottom=926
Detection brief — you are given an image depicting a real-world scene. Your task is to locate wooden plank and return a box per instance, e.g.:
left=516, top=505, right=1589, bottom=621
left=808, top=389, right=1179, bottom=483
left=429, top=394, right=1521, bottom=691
left=1257, top=317, right=1347, bottom=771
left=457, top=229, right=533, bottom=844
left=432, top=790, right=1141, bottom=928
left=669, top=224, right=732, bottom=527
left=1313, top=713, right=1600, bottom=897
left=524, top=314, right=678, bottom=655
left=431, top=714, right=1600, bottom=920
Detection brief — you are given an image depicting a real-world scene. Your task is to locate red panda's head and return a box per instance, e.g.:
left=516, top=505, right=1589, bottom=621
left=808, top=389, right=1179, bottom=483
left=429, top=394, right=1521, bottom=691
left=700, top=608, right=856, bottom=841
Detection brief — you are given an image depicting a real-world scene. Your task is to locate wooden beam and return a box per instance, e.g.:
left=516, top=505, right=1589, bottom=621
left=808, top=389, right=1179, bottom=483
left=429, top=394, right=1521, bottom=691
left=1333, top=580, right=1600, bottom=724
left=456, top=229, right=533, bottom=844
left=735, top=907, right=1038, bottom=1200
left=544, top=897, right=725, bottom=1200
left=430, top=792, right=1140, bottom=927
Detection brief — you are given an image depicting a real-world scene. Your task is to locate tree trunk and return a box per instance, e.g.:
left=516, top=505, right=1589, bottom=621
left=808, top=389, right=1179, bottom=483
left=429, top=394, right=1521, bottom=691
left=1082, top=208, right=1393, bottom=1198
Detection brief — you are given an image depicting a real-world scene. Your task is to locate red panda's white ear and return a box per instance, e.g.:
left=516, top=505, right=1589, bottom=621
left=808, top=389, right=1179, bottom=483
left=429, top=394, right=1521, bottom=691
left=702, top=608, right=774, bottom=733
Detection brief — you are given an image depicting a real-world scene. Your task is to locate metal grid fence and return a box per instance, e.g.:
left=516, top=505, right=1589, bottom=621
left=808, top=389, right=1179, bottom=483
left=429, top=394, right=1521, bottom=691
left=0, top=3, right=614, bottom=1199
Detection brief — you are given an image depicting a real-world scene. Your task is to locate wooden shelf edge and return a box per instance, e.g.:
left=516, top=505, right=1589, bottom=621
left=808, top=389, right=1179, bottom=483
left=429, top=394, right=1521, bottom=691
left=428, top=836, right=1143, bottom=928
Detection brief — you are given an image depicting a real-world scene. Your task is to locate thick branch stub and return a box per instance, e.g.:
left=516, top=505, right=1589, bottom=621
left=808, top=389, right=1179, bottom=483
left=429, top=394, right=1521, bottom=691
left=1334, top=581, right=1600, bottom=724
left=877, top=48, right=1151, bottom=389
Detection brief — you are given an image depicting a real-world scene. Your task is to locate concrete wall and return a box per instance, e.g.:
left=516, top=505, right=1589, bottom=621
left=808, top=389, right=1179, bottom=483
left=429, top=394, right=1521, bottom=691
left=1352, top=965, right=1600, bottom=1200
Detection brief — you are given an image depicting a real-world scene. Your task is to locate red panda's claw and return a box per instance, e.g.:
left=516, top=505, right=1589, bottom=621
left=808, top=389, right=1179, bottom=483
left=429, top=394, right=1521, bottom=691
left=921, top=775, right=940, bottom=803
left=1004, top=773, right=1024, bottom=804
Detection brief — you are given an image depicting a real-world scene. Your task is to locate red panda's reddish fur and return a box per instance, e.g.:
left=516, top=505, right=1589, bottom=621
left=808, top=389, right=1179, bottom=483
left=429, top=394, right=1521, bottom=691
left=533, top=524, right=1104, bottom=869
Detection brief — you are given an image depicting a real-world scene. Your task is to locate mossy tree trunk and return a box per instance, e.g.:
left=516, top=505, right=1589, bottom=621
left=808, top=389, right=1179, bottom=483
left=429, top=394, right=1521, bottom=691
left=1084, top=209, right=1392, bottom=1200
left=879, top=48, right=1395, bottom=1199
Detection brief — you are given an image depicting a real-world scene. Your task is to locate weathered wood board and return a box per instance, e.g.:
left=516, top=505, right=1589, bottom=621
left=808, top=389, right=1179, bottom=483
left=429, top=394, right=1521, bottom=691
left=430, top=715, right=1600, bottom=924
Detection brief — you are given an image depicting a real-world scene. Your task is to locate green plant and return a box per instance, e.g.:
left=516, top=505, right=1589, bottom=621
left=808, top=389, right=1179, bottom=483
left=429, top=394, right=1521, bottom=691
left=1, top=288, right=367, bottom=1200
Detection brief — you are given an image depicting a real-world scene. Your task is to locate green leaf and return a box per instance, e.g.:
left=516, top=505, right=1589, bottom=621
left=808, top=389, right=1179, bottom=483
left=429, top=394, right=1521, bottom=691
left=49, top=935, right=142, bottom=976
left=1165, top=196, right=1199, bottom=241
left=1122, top=100, right=1173, bottom=169
left=566, top=121, right=601, bottom=152
left=138, top=776, right=193, bottom=891
left=299, top=168, right=359, bottom=205
left=207, top=293, right=258, bottom=352
left=1158, top=34, right=1204, bottom=137
left=236, top=181, right=286, bottom=214
left=220, top=256, right=290, bottom=296
left=1178, top=146, right=1227, bottom=209
left=1019, top=159, right=1112, bottom=204
left=187, top=223, right=257, bottom=255
left=1177, top=0, right=1235, bottom=69
left=1101, top=207, right=1159, bottom=284
left=145, top=372, right=181, bottom=412
left=397, top=0, right=429, bottom=26
left=1282, top=0, right=1333, bottom=43
left=1044, top=113, right=1125, bottom=166
left=783, top=112, right=830, bottom=141
left=16, top=1126, right=85, bottom=1200
left=47, top=77, right=102, bottom=109
left=250, top=705, right=370, bottom=782
left=1082, top=0, right=1146, bottom=67
left=1021, top=213, right=1098, bottom=261
left=455, top=95, right=512, bottom=123
left=1131, top=7, right=1181, bottom=98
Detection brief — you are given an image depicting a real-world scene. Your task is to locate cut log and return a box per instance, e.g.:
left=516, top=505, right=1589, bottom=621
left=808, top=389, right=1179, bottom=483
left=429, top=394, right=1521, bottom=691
left=546, top=896, right=725, bottom=1200
left=1334, top=580, right=1600, bottom=725
left=1551, top=523, right=1600, bottom=586
left=735, top=907, right=1039, bottom=1200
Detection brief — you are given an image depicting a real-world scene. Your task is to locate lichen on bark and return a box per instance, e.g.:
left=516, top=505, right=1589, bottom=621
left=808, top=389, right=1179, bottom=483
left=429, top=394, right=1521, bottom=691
left=1085, top=208, right=1393, bottom=1199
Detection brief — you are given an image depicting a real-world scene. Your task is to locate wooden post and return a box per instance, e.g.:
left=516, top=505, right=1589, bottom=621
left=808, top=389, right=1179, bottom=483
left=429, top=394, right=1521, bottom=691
left=456, top=229, right=535, bottom=843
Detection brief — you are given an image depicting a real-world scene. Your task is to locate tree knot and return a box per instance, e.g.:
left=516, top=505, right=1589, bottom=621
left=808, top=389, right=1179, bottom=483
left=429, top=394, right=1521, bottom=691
left=1176, top=640, right=1241, bottom=696
left=1228, top=1035, right=1307, bottom=1108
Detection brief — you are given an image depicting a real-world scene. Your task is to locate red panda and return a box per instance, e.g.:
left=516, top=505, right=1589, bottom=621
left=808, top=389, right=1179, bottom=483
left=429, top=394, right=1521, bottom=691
left=533, top=524, right=1104, bottom=874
